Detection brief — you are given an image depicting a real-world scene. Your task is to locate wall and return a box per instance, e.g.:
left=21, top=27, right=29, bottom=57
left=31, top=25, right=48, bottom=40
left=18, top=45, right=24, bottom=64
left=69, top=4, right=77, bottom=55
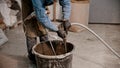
left=89, top=0, right=120, bottom=23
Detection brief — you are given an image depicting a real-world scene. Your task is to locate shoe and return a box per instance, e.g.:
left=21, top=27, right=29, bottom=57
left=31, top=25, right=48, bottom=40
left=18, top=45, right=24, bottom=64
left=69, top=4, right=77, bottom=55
left=28, top=55, right=36, bottom=64
left=68, top=25, right=81, bottom=32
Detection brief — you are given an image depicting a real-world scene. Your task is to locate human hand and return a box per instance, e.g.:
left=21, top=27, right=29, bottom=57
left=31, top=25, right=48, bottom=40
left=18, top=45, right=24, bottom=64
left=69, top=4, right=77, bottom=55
left=56, top=30, right=66, bottom=39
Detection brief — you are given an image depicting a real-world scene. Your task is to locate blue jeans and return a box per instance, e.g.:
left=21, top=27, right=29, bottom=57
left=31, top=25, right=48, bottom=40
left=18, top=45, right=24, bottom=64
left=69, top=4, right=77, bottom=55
left=44, top=0, right=53, bottom=6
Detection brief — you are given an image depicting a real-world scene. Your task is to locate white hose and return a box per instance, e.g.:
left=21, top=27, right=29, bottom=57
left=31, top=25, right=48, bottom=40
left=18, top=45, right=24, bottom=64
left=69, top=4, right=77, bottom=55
left=71, top=23, right=120, bottom=59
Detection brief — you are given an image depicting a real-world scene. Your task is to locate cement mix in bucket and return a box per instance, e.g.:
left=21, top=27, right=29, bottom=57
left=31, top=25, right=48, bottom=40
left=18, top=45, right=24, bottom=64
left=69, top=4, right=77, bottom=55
left=33, top=40, right=74, bottom=68
left=34, top=40, right=74, bottom=56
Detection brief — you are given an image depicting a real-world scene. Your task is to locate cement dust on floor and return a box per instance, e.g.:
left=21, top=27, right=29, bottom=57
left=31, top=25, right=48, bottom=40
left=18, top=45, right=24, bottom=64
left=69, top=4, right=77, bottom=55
left=0, top=24, right=120, bottom=68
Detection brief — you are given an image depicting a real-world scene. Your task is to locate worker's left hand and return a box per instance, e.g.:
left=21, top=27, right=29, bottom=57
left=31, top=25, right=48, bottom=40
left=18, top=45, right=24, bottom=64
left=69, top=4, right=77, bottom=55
left=56, top=30, right=66, bottom=39
left=62, top=20, right=71, bottom=34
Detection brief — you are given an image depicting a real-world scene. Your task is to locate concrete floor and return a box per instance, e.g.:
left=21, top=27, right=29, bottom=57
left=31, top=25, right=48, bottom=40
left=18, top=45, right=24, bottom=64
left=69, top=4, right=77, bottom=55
left=0, top=24, right=120, bottom=68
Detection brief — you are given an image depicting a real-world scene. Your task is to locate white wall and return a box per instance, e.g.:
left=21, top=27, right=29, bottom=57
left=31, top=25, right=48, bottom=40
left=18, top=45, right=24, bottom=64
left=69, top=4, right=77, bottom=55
left=89, top=0, right=120, bottom=23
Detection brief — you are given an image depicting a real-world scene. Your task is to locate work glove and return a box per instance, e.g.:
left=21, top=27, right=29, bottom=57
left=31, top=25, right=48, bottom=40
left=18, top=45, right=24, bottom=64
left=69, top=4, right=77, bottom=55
left=61, top=20, right=71, bottom=34
left=56, top=30, right=66, bottom=39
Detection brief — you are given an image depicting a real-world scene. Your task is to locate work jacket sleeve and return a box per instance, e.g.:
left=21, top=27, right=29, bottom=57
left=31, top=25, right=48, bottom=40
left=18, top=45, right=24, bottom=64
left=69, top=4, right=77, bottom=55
left=59, top=0, right=71, bottom=20
left=31, top=0, right=58, bottom=32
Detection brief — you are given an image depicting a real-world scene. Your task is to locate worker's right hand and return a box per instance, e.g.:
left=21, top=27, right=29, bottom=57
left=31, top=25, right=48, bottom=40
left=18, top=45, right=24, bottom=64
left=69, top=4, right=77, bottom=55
left=56, top=30, right=66, bottom=39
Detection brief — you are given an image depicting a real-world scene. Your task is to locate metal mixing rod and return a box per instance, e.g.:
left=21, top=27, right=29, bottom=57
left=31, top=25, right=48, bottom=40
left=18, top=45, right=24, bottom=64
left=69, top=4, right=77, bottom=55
left=63, top=35, right=67, bottom=53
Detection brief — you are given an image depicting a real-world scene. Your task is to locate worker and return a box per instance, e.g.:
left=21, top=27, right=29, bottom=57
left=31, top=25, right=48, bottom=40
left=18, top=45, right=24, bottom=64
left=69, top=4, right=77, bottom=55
left=21, top=0, right=71, bottom=64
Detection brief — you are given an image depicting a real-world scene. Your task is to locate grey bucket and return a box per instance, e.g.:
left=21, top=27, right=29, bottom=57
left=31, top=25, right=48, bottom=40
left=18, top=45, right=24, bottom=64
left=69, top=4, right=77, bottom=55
left=32, top=40, right=74, bottom=68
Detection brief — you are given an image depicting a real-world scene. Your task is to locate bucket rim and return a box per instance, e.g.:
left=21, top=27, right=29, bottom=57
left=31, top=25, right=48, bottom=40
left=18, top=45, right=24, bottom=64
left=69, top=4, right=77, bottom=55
left=32, top=40, right=75, bottom=59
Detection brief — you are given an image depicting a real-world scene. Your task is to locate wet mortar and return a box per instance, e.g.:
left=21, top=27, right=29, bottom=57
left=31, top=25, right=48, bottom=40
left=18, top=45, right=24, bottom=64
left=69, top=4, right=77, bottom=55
left=34, top=40, right=73, bottom=56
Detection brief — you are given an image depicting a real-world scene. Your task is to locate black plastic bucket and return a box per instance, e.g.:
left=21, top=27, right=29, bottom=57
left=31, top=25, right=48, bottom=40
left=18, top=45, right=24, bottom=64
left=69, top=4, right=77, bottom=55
left=32, top=40, right=74, bottom=68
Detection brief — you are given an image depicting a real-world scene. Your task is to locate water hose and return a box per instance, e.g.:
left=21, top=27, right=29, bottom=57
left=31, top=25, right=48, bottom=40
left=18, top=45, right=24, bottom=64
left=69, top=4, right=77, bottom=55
left=71, top=23, right=120, bottom=59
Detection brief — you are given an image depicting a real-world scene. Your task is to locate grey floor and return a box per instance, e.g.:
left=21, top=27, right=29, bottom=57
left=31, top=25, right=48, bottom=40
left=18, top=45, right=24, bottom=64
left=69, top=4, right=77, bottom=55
left=0, top=24, right=120, bottom=68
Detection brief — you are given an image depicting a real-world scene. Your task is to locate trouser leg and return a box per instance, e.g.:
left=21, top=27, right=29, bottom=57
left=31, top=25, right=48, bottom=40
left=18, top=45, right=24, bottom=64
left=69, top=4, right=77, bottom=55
left=26, top=34, right=48, bottom=63
left=26, top=36, right=37, bottom=63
